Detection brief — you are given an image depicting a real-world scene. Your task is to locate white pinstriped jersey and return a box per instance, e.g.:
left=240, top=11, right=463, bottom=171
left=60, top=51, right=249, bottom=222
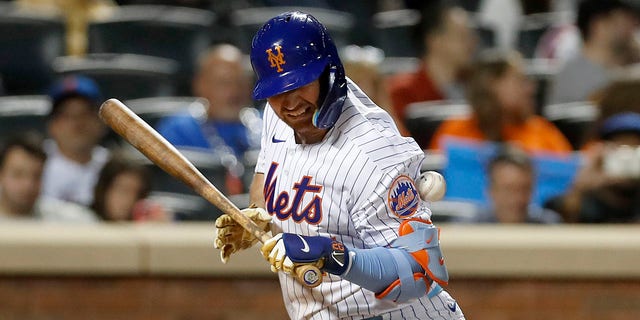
left=256, top=80, right=464, bottom=320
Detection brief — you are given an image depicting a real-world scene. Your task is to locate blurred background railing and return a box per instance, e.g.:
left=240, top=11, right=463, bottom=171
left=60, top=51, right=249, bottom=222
left=1, top=223, right=639, bottom=319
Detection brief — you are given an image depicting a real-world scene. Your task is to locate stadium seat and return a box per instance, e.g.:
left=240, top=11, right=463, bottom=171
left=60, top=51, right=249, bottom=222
left=516, top=12, right=570, bottom=58
left=378, top=57, right=420, bottom=76
left=524, top=58, right=559, bottom=114
left=88, top=5, right=215, bottom=95
left=372, top=9, right=420, bottom=58
left=230, top=7, right=354, bottom=53
left=404, top=100, right=471, bottom=149
left=0, top=95, right=50, bottom=139
left=469, top=14, right=497, bottom=51
left=148, top=191, right=223, bottom=221
left=429, top=200, right=479, bottom=223
left=442, top=138, right=581, bottom=206
left=421, top=151, right=446, bottom=173
left=53, top=54, right=179, bottom=100
left=543, top=101, right=598, bottom=150
left=457, top=0, right=482, bottom=12
left=0, top=8, right=65, bottom=95
left=123, top=96, right=207, bottom=129
left=125, top=146, right=231, bottom=196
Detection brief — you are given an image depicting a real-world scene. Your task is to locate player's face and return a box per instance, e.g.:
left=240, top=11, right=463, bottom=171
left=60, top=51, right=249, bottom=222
left=267, top=80, right=328, bottom=144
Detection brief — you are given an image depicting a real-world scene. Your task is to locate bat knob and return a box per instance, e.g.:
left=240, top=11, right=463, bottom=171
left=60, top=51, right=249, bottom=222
left=295, top=264, right=323, bottom=288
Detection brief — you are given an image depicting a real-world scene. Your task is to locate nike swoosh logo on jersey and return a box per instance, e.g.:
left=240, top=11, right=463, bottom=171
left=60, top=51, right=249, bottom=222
left=439, top=257, right=445, bottom=265
left=447, top=302, right=457, bottom=312
left=426, top=234, right=434, bottom=244
left=297, top=235, right=310, bottom=253
left=272, top=135, right=286, bottom=143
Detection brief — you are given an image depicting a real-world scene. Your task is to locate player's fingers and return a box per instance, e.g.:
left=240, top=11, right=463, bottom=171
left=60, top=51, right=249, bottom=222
left=220, top=244, right=235, bottom=263
left=282, top=257, right=295, bottom=274
left=222, top=226, right=245, bottom=242
left=247, top=207, right=272, bottom=224
left=215, top=227, right=240, bottom=248
left=215, top=214, right=238, bottom=228
left=260, top=233, right=282, bottom=259
left=268, top=238, right=286, bottom=271
left=214, top=236, right=224, bottom=249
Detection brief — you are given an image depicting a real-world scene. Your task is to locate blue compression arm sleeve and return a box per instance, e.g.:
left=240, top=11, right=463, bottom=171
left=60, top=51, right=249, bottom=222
left=341, top=247, right=423, bottom=294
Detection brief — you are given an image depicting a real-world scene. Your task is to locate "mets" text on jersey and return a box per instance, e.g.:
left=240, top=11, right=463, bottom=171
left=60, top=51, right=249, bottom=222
left=264, top=162, right=323, bottom=224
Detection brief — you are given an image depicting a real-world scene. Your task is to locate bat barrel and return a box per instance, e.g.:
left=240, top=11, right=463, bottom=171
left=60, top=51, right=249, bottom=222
left=98, top=99, right=264, bottom=241
left=99, top=98, right=321, bottom=287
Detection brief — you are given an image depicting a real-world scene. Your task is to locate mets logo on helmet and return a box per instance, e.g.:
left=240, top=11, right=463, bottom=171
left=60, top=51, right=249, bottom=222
left=388, top=175, right=420, bottom=218
left=266, top=45, right=286, bottom=72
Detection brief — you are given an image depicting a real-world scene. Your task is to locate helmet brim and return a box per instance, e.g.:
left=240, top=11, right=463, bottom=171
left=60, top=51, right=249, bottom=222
left=252, top=56, right=328, bottom=100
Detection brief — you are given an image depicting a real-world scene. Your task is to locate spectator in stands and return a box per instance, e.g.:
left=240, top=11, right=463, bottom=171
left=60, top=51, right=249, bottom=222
left=596, top=74, right=640, bottom=120
left=430, top=50, right=572, bottom=155
left=341, top=45, right=410, bottom=136
left=547, top=0, right=639, bottom=104
left=387, top=1, right=476, bottom=126
left=42, top=75, right=110, bottom=206
left=0, top=133, right=97, bottom=222
left=156, top=44, right=259, bottom=194
left=91, top=155, right=168, bottom=222
left=544, top=78, right=640, bottom=223
left=460, top=145, right=561, bottom=224
left=156, top=44, right=259, bottom=159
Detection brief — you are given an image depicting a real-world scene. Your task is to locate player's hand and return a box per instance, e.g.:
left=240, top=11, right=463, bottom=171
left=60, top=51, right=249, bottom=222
left=260, top=233, right=349, bottom=276
left=261, top=233, right=295, bottom=273
left=214, top=207, right=271, bottom=263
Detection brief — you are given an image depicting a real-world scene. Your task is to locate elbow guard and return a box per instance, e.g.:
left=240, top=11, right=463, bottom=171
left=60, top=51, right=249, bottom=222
left=392, top=218, right=449, bottom=286
left=374, top=219, right=449, bottom=303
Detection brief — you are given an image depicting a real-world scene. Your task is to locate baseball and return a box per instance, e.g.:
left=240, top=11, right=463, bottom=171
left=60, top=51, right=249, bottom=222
left=417, top=171, right=446, bottom=202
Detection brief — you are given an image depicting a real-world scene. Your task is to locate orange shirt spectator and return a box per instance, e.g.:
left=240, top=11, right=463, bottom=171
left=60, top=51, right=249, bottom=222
left=431, top=50, right=572, bottom=155
left=430, top=115, right=572, bottom=154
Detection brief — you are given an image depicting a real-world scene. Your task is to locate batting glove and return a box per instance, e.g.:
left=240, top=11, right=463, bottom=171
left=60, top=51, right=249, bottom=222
left=214, top=207, right=271, bottom=263
left=260, top=233, right=350, bottom=276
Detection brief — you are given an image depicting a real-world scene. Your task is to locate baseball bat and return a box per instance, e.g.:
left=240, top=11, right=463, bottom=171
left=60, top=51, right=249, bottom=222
left=99, top=98, right=322, bottom=288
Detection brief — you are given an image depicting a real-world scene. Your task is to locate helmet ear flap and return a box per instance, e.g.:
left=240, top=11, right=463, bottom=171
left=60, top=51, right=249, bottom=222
left=312, top=63, right=347, bottom=129
left=317, top=66, right=330, bottom=107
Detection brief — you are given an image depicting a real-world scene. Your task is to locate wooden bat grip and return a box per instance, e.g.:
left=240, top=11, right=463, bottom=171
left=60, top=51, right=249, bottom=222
left=99, top=99, right=322, bottom=287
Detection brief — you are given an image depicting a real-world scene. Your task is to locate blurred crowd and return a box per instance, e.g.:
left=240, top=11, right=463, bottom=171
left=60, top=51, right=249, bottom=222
left=0, top=0, right=639, bottom=224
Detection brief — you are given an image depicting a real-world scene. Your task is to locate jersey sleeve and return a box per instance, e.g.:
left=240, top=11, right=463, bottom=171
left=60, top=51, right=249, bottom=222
left=349, top=153, right=432, bottom=248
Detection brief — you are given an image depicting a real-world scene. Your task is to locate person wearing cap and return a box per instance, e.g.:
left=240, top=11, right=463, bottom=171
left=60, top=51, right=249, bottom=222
left=41, top=75, right=109, bottom=206
left=213, top=11, right=464, bottom=319
left=544, top=110, right=640, bottom=223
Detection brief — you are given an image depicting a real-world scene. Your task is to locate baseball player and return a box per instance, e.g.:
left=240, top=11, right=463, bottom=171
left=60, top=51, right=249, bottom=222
left=215, top=11, right=465, bottom=320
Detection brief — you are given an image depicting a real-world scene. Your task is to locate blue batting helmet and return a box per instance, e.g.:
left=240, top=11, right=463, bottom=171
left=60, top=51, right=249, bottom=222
left=250, top=11, right=347, bottom=129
